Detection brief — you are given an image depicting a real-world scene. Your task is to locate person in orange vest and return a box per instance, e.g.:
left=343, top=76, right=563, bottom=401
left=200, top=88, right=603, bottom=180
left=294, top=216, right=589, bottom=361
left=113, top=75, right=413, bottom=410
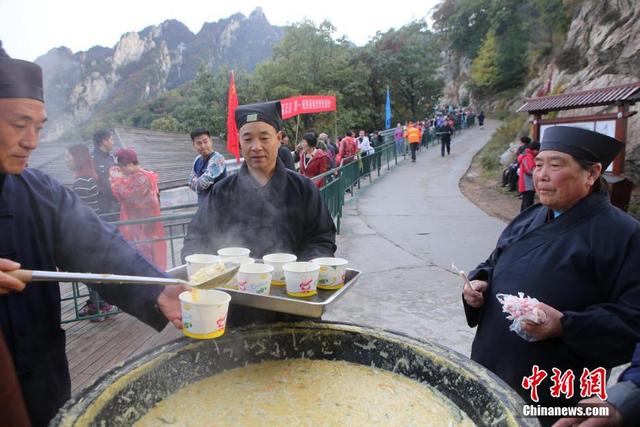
left=404, top=121, right=422, bottom=162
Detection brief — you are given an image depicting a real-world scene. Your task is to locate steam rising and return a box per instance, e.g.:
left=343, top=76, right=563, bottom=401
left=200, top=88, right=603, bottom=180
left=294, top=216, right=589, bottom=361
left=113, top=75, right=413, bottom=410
left=182, top=162, right=336, bottom=262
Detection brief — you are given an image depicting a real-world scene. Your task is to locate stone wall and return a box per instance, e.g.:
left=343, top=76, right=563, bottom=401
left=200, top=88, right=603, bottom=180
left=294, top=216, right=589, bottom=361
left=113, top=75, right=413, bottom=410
left=440, top=0, right=640, bottom=183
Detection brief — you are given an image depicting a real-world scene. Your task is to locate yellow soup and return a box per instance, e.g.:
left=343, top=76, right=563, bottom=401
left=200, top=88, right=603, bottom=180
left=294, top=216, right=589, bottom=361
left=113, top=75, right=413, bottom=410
left=136, top=359, right=474, bottom=426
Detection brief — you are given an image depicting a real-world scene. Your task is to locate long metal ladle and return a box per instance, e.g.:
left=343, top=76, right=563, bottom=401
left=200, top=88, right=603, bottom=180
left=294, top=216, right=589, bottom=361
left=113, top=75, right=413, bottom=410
left=6, top=266, right=239, bottom=290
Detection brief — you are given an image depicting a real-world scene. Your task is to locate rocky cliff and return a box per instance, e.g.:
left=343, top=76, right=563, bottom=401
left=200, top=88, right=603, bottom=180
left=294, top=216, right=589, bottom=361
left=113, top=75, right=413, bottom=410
left=36, top=8, right=282, bottom=141
left=439, top=0, right=640, bottom=183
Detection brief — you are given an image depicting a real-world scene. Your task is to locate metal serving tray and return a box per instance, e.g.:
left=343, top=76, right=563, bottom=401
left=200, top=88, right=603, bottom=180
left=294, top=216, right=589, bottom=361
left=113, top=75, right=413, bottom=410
left=168, top=264, right=361, bottom=318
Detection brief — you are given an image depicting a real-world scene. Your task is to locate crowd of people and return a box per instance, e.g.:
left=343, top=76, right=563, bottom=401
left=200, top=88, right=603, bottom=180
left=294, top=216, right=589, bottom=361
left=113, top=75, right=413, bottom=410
left=392, top=106, right=481, bottom=161
left=1, top=47, right=639, bottom=427
left=61, top=129, right=170, bottom=319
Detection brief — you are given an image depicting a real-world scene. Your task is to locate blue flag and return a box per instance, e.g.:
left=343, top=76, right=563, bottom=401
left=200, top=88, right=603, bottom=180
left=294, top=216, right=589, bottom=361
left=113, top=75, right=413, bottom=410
left=385, top=86, right=392, bottom=129
left=384, top=86, right=391, bottom=129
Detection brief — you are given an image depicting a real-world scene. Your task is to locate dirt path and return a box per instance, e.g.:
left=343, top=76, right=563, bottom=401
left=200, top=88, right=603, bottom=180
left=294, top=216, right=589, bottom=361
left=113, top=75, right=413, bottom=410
left=459, top=155, right=521, bottom=224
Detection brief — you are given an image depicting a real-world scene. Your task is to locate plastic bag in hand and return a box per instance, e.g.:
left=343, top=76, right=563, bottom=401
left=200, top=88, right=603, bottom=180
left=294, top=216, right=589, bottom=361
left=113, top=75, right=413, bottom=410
left=496, top=292, right=547, bottom=342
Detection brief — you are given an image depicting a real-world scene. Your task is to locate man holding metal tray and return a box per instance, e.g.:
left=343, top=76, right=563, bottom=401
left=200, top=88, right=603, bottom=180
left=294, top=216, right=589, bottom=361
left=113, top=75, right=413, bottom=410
left=182, top=100, right=337, bottom=325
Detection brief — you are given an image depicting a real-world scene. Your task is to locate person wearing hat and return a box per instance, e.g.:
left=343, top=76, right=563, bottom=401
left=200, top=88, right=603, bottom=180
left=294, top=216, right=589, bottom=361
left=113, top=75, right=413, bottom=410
left=188, top=128, right=227, bottom=205
left=0, top=46, right=185, bottom=426
left=182, top=100, right=336, bottom=261
left=182, top=101, right=336, bottom=325
left=462, top=126, right=640, bottom=425
left=110, top=148, right=167, bottom=270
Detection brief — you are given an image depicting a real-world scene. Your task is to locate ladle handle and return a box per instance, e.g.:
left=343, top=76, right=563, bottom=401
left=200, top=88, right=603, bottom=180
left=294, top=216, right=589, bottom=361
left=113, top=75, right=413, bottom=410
left=6, top=269, right=32, bottom=283
left=6, top=269, right=188, bottom=287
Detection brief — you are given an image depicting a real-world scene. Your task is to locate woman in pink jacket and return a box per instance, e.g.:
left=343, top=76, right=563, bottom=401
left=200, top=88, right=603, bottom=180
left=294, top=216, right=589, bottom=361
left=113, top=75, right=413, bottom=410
left=110, top=148, right=167, bottom=270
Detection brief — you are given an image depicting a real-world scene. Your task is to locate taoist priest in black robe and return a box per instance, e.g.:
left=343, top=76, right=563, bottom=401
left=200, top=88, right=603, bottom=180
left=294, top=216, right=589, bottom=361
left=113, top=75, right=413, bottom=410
left=462, top=126, right=640, bottom=426
left=182, top=100, right=337, bottom=324
left=0, top=44, right=185, bottom=427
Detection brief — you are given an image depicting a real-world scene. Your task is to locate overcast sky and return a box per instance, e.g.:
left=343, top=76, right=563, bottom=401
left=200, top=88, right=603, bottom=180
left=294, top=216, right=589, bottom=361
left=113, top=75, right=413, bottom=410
left=1, top=0, right=440, bottom=61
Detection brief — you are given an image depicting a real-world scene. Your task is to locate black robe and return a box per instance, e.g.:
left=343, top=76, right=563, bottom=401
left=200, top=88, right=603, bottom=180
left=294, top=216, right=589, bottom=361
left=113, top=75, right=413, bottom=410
left=182, top=159, right=336, bottom=261
left=464, top=192, right=640, bottom=422
left=0, top=169, right=168, bottom=427
left=182, top=160, right=337, bottom=325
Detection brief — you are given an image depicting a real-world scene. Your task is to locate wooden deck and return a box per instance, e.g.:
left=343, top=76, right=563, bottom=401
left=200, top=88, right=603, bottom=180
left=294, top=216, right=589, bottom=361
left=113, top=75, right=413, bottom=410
left=61, top=283, right=182, bottom=395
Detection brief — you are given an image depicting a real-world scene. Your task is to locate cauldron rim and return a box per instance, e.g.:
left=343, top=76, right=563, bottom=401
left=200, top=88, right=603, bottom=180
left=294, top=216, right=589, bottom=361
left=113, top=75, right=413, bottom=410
left=54, top=321, right=539, bottom=427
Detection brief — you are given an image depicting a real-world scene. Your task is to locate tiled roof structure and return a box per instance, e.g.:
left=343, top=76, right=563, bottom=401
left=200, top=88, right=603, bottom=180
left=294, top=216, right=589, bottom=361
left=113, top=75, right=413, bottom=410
left=517, top=82, right=640, bottom=113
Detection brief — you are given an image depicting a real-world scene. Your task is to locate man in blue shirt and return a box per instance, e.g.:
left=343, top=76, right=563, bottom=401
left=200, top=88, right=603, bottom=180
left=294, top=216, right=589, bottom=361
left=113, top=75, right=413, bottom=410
left=188, top=128, right=226, bottom=204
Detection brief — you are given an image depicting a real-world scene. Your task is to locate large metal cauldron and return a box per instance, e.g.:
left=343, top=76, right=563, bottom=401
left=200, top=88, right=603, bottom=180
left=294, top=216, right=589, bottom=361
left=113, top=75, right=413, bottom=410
left=53, top=322, right=539, bottom=426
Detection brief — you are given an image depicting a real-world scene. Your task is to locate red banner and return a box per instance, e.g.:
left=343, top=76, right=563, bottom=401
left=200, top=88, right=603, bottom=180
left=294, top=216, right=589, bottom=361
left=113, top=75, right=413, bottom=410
left=226, top=71, right=240, bottom=162
left=280, top=95, right=336, bottom=119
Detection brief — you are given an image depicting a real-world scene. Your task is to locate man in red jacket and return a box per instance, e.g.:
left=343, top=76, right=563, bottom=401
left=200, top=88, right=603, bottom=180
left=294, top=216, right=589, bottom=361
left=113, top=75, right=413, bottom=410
left=518, top=141, right=540, bottom=211
left=336, top=131, right=358, bottom=165
left=298, top=131, right=330, bottom=188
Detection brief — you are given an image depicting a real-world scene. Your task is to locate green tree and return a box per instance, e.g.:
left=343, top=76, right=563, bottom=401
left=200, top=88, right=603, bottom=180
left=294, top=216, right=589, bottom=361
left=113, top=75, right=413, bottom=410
left=434, top=0, right=572, bottom=97
left=530, top=0, right=572, bottom=49
left=490, top=0, right=528, bottom=90
left=250, top=20, right=372, bottom=134
left=467, top=0, right=529, bottom=92
left=432, top=0, right=493, bottom=58
left=366, top=22, right=444, bottom=121
left=122, top=65, right=246, bottom=136
left=470, top=30, right=501, bottom=89
left=150, top=115, right=182, bottom=132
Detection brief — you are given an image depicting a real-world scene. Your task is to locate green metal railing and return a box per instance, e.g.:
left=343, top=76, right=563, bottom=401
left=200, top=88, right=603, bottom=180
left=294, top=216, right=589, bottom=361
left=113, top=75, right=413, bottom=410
left=61, top=209, right=196, bottom=323
left=63, top=121, right=483, bottom=323
left=312, top=140, right=400, bottom=233
left=62, top=139, right=406, bottom=323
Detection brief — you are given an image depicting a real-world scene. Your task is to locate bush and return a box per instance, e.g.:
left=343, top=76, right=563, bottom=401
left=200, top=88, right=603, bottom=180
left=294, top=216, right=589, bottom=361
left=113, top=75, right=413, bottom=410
left=476, top=112, right=527, bottom=174
left=150, top=116, right=183, bottom=133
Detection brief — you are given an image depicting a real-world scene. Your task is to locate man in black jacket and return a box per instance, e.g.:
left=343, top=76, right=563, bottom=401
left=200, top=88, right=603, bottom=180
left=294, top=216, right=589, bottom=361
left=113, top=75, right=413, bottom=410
left=92, top=129, right=120, bottom=221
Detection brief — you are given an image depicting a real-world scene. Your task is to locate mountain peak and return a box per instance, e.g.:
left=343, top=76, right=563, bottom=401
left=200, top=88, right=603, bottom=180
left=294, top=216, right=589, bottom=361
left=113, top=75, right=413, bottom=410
left=37, top=10, right=283, bottom=141
left=249, top=7, right=266, bottom=21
